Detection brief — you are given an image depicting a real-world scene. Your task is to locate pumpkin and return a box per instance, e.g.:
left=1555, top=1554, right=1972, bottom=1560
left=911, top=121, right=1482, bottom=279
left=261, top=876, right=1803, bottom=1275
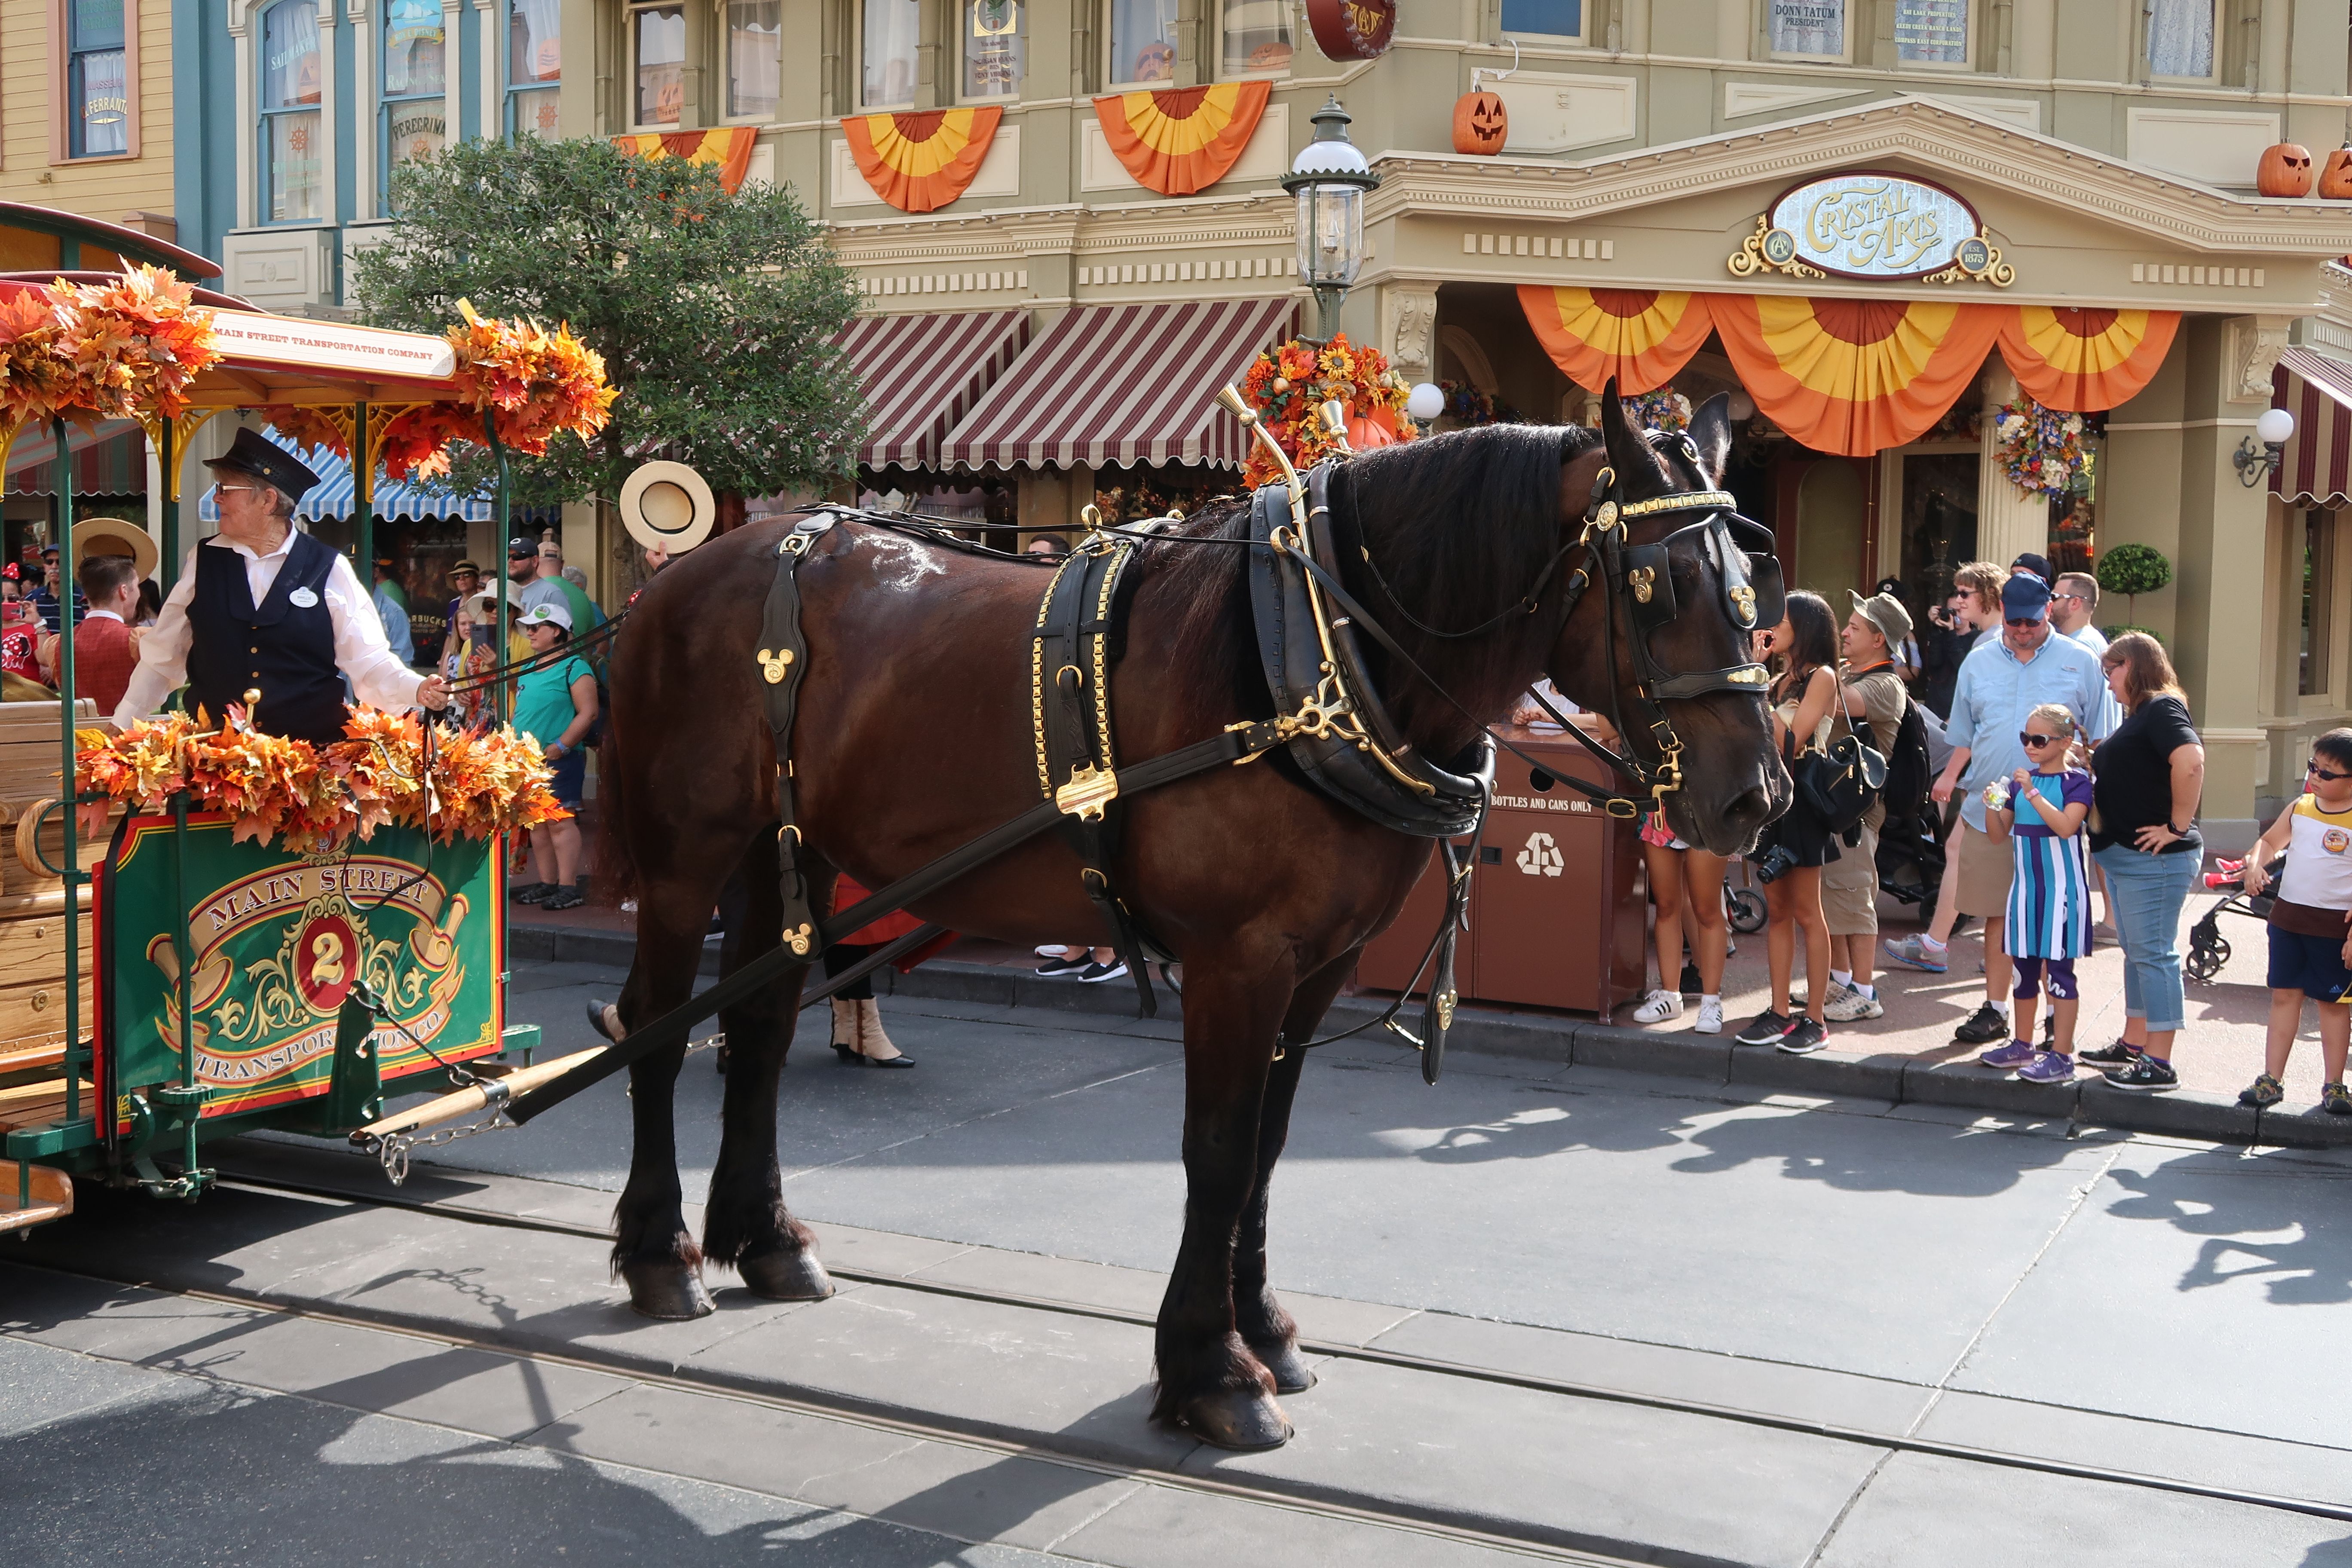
left=2257, top=142, right=2315, bottom=197
left=2320, top=145, right=2352, bottom=200
left=1452, top=90, right=1508, bottom=156
left=1346, top=410, right=1399, bottom=450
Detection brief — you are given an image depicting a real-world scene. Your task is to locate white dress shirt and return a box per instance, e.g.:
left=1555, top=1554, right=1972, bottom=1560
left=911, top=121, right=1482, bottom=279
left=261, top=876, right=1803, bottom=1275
left=114, top=531, right=425, bottom=729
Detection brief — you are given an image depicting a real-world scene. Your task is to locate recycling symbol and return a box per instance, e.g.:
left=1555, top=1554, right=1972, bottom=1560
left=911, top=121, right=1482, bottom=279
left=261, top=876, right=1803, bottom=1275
left=1516, top=831, right=1564, bottom=878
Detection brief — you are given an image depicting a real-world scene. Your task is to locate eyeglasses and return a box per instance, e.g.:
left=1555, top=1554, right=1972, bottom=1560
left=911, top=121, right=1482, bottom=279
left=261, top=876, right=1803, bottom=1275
left=2004, top=616, right=2045, bottom=628
left=2018, top=732, right=2067, bottom=748
left=215, top=483, right=260, bottom=495
left=2309, top=761, right=2351, bottom=782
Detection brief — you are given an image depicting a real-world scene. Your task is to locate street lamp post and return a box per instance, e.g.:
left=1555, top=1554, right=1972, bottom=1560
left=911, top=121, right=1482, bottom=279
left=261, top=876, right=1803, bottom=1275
left=1283, top=97, right=1380, bottom=345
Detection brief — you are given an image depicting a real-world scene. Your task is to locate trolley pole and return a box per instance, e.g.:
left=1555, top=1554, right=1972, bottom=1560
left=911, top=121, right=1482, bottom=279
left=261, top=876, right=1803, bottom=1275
left=487, top=411, right=511, bottom=728
left=157, top=416, right=178, bottom=591
left=52, top=417, right=81, bottom=1126
left=353, top=402, right=372, bottom=591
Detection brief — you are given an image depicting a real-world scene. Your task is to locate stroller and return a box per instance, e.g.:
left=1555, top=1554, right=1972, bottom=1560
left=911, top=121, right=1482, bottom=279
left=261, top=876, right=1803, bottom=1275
left=2185, top=854, right=2281, bottom=983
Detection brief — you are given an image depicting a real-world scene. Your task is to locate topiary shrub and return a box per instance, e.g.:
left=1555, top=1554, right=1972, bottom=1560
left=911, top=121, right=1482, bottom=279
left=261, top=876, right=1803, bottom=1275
left=2095, top=544, right=2173, bottom=626
left=2099, top=624, right=2165, bottom=647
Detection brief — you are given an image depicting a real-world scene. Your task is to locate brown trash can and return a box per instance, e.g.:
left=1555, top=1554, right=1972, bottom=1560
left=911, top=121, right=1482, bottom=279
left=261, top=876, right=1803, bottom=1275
left=1357, top=726, right=1643, bottom=1017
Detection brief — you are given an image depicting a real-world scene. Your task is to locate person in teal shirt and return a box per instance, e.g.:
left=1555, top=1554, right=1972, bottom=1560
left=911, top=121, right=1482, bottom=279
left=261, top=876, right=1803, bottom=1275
left=509, top=601, right=598, bottom=911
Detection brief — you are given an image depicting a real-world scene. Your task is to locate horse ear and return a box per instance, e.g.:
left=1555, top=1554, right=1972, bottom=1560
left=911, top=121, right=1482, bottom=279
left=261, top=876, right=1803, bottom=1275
left=1685, top=393, right=1733, bottom=488
left=1596, top=378, right=1673, bottom=495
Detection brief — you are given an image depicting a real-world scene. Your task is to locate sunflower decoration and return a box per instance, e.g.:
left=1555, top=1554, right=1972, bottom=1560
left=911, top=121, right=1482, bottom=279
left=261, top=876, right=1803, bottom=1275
left=1238, top=332, right=1416, bottom=489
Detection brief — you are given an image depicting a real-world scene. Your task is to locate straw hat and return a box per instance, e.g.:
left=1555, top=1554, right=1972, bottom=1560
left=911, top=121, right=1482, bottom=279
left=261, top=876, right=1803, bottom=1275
left=618, top=460, right=716, bottom=555
left=72, top=517, right=158, bottom=581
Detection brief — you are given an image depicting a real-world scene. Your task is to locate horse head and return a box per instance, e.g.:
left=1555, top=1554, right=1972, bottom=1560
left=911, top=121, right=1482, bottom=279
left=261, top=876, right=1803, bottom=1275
left=1544, top=385, right=1789, bottom=854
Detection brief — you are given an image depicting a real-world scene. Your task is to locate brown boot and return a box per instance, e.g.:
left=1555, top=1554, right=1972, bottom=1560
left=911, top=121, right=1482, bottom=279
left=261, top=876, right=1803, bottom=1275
left=853, top=997, right=914, bottom=1068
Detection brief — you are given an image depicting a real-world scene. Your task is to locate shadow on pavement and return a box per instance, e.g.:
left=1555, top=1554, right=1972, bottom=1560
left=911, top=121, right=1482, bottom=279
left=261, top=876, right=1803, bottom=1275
left=2103, top=1160, right=2352, bottom=1307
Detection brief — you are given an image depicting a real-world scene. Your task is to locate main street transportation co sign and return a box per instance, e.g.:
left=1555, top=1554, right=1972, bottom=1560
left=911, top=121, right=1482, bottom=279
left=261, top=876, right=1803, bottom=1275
left=1728, top=171, right=2013, bottom=287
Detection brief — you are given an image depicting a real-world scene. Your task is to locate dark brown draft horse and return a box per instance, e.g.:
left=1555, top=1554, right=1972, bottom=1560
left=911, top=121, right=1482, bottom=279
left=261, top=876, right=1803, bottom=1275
left=596, top=392, right=1785, bottom=1448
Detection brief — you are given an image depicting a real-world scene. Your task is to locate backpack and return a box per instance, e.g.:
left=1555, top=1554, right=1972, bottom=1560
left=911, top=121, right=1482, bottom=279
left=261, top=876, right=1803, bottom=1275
left=1871, top=690, right=1934, bottom=830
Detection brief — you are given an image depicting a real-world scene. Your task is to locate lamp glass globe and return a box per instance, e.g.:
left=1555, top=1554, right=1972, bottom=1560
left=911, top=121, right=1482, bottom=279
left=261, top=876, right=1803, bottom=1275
left=2256, top=407, right=2296, bottom=445
left=1406, top=382, right=1446, bottom=422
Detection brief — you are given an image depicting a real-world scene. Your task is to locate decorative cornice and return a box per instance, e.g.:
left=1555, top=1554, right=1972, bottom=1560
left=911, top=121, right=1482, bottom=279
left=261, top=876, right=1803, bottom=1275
left=1363, top=96, right=2352, bottom=257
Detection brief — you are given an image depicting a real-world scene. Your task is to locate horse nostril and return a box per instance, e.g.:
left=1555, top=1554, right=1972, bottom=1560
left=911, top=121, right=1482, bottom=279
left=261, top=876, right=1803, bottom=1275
left=1724, top=786, right=1771, bottom=829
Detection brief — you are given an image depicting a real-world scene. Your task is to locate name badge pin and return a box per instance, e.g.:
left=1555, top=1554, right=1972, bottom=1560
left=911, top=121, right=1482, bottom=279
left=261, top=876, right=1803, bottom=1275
left=288, top=586, right=319, bottom=607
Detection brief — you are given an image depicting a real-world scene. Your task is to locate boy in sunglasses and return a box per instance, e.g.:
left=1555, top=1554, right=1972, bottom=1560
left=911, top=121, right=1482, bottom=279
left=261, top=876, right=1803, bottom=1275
left=1978, top=704, right=2094, bottom=1081
left=2237, top=728, right=2352, bottom=1115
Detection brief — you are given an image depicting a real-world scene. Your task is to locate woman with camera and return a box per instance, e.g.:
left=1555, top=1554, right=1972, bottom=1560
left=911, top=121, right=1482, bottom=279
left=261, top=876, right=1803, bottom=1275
left=1736, top=591, right=1844, bottom=1055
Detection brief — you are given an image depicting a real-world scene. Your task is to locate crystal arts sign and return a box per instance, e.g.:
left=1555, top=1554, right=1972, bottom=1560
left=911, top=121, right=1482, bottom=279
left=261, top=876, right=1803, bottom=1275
left=1728, top=171, right=2014, bottom=287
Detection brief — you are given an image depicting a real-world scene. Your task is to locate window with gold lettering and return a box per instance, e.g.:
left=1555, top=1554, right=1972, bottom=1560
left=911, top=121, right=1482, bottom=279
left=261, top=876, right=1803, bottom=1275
left=1894, top=0, right=1968, bottom=64
left=1767, top=0, right=1846, bottom=59
left=260, top=0, right=323, bottom=222
left=508, top=0, right=561, bottom=138
left=68, top=0, right=129, bottom=157
left=382, top=0, right=446, bottom=207
left=964, top=0, right=1023, bottom=99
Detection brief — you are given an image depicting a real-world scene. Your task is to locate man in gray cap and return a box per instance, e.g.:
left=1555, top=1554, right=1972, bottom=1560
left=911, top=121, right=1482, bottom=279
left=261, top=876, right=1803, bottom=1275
left=1818, top=588, right=1917, bottom=1022
left=116, top=427, right=450, bottom=741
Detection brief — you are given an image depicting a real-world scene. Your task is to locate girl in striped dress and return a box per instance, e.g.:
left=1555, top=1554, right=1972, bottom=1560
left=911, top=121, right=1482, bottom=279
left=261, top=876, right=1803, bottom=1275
left=1980, top=703, right=2095, bottom=1082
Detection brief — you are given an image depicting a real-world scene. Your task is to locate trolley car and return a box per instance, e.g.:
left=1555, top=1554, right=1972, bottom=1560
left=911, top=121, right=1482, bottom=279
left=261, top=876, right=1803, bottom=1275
left=0, top=217, right=547, bottom=1233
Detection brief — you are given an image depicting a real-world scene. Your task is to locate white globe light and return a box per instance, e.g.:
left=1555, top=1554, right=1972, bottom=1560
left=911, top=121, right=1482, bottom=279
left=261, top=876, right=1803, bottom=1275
left=2256, top=406, right=2296, bottom=445
left=1407, top=382, right=1446, bottom=423
left=1726, top=392, right=1755, bottom=422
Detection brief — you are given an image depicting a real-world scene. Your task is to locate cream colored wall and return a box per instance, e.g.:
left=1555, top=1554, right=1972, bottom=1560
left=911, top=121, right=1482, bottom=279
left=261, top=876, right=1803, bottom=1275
left=0, top=0, right=175, bottom=220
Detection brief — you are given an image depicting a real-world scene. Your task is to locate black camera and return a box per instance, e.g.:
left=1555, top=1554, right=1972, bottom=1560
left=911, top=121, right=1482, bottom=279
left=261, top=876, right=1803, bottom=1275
left=1753, top=843, right=1801, bottom=884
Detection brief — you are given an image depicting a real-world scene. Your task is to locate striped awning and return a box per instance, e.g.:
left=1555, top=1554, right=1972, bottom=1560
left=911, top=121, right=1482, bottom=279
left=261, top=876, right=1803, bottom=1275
left=939, top=298, right=1296, bottom=471
left=6, top=420, right=146, bottom=496
left=841, top=308, right=1031, bottom=469
left=2272, top=348, right=2352, bottom=508
left=197, top=434, right=494, bottom=524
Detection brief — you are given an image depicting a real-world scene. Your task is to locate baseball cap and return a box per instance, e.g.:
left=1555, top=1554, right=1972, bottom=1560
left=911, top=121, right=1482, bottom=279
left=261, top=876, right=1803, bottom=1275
left=508, top=536, right=537, bottom=558
left=2010, top=551, right=2054, bottom=584
left=2001, top=574, right=2052, bottom=623
left=1847, top=589, right=1914, bottom=647
left=516, top=601, right=573, bottom=632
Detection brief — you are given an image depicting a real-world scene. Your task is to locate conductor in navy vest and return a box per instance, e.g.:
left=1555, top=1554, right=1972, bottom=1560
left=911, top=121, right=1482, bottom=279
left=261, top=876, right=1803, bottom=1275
left=114, top=428, right=451, bottom=738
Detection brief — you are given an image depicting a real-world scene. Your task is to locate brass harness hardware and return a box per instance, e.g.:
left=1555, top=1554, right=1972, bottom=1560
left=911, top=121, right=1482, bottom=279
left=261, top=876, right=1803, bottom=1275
left=1628, top=566, right=1655, bottom=604
left=1729, top=585, right=1757, bottom=625
left=1056, top=763, right=1120, bottom=821
left=756, top=647, right=794, bottom=684
left=783, top=922, right=813, bottom=956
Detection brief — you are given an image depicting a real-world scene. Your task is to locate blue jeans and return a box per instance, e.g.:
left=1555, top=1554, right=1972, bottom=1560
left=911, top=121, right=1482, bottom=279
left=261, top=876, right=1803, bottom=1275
left=2093, top=843, right=2201, bottom=1034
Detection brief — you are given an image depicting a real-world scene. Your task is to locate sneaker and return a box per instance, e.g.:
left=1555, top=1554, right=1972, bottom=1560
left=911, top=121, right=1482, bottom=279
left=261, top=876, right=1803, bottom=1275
left=2323, top=1082, right=2352, bottom=1116
left=2238, top=1074, right=2286, bottom=1108
left=1776, top=1016, right=1829, bottom=1054
left=1633, top=988, right=1683, bottom=1023
left=2079, top=1039, right=2141, bottom=1068
left=508, top=882, right=554, bottom=904
left=2018, top=1050, right=2077, bottom=1084
left=1823, top=982, right=1884, bottom=1022
left=1692, top=998, right=1724, bottom=1035
left=541, top=885, right=585, bottom=911
left=2104, top=1054, right=2179, bottom=1090
left=1734, top=1009, right=1793, bottom=1046
left=1882, top=934, right=1948, bottom=973
left=1679, top=962, right=1703, bottom=997
left=1035, top=955, right=1091, bottom=978
left=1953, top=1003, right=2010, bottom=1045
left=1977, top=1041, right=2037, bottom=1071
left=1078, top=960, right=1129, bottom=983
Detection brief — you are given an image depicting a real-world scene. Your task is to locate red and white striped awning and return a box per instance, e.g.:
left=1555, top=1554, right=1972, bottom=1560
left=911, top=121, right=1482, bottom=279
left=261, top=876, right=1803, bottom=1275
left=2272, top=347, right=2352, bottom=508
left=939, top=299, right=1295, bottom=471
left=839, top=309, right=1031, bottom=469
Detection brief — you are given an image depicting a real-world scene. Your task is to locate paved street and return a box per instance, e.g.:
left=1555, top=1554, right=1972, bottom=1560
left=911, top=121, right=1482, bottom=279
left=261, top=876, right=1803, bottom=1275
left=9, top=958, right=2352, bottom=1565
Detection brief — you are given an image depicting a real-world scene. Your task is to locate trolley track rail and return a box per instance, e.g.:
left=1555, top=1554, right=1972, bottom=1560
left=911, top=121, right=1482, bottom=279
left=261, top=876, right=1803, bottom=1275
left=43, top=1158, right=2342, bottom=1532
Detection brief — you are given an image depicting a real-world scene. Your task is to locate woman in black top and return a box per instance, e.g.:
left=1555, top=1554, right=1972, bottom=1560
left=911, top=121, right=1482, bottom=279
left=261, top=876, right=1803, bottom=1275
left=1734, top=591, right=1842, bottom=1055
left=2086, top=632, right=2206, bottom=1089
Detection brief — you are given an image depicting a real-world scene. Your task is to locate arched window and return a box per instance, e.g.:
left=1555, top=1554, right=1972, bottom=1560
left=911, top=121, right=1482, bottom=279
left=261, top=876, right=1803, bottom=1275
left=632, top=2, right=684, bottom=125
left=259, top=0, right=323, bottom=221
left=509, top=0, right=561, bottom=137
left=382, top=0, right=447, bottom=202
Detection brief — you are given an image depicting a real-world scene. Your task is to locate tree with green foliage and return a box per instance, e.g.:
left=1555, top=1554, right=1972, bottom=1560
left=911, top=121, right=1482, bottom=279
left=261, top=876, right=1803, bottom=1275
left=2095, top=543, right=2173, bottom=630
left=350, top=135, right=863, bottom=511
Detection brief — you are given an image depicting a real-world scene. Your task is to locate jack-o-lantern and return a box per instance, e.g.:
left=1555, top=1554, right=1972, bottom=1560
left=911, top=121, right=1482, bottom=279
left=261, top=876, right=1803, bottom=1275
left=2258, top=142, right=2315, bottom=197
left=2319, top=144, right=2352, bottom=200
left=1452, top=89, right=1507, bottom=156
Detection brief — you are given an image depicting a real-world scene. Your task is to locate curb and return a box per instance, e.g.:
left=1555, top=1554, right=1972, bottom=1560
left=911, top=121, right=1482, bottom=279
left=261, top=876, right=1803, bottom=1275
left=510, top=922, right=2348, bottom=1152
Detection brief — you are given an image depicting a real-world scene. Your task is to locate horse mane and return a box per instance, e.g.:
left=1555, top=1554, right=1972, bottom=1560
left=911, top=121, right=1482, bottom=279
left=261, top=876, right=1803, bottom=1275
left=1149, top=422, right=1603, bottom=750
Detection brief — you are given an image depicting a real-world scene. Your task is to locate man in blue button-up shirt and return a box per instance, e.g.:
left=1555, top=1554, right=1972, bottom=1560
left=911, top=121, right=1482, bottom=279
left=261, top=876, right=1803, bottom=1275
left=1923, top=574, right=2111, bottom=1047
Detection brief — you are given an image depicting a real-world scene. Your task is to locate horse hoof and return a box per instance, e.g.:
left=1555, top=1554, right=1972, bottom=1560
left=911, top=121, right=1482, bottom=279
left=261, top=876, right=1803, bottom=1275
left=1177, top=1390, right=1293, bottom=1451
left=622, top=1262, right=714, bottom=1320
left=1252, top=1342, right=1318, bottom=1395
left=738, top=1247, right=834, bottom=1301
left=587, top=998, right=624, bottom=1042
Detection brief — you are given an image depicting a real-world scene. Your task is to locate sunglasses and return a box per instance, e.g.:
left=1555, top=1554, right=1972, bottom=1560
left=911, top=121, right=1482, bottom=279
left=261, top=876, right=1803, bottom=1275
left=2018, top=732, right=2069, bottom=748
left=2309, top=761, right=2351, bottom=783
left=2004, top=616, right=2045, bottom=628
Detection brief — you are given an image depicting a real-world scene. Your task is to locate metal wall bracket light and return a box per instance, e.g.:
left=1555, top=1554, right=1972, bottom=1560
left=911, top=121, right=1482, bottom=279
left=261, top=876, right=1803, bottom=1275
left=1282, top=97, right=1380, bottom=345
left=2234, top=406, right=2296, bottom=487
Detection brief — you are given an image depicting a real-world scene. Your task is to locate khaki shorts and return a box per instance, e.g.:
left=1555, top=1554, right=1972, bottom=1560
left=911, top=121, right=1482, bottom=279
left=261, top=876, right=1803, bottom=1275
left=1820, top=822, right=1879, bottom=935
left=1955, top=820, right=2015, bottom=919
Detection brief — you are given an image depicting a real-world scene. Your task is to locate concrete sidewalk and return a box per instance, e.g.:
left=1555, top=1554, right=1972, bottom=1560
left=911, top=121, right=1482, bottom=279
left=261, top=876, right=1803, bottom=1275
left=508, top=877, right=2352, bottom=1151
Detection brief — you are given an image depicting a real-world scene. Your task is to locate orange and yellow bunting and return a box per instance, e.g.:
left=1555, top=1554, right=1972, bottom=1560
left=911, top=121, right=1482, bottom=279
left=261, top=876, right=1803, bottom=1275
left=841, top=107, right=1002, bottom=214
left=1713, top=295, right=2002, bottom=457
left=611, top=126, right=761, bottom=192
left=1517, top=287, right=1714, bottom=395
left=1093, top=81, right=1271, bottom=197
left=1996, top=306, right=2180, bottom=413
